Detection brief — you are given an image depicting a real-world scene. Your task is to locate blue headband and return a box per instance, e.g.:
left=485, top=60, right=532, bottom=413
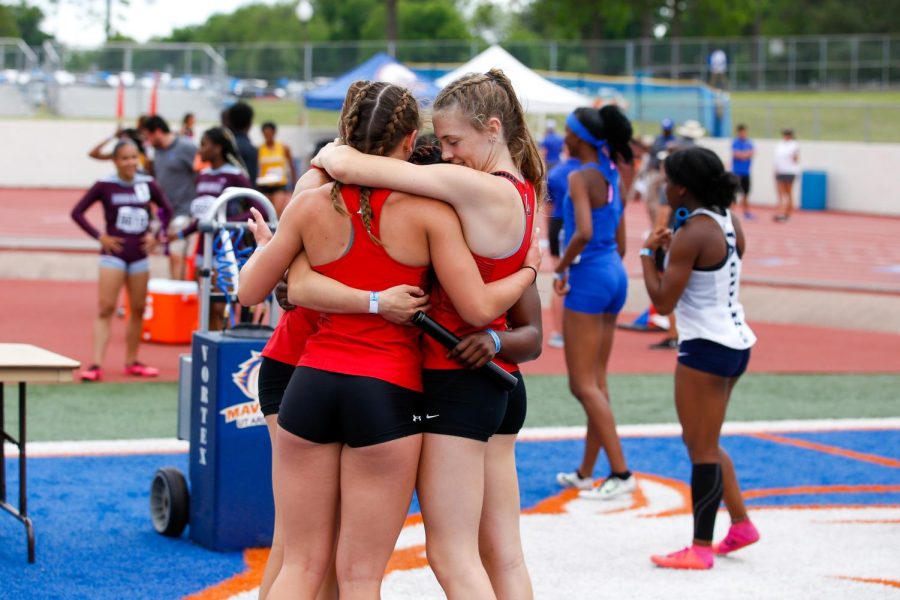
left=566, top=112, right=606, bottom=151
left=566, top=112, right=618, bottom=189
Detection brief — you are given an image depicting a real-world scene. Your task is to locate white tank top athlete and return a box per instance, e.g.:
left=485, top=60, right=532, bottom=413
left=670, top=208, right=756, bottom=350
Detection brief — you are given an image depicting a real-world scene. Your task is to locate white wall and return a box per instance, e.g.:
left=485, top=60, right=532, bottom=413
left=700, top=137, right=900, bottom=216
left=0, top=119, right=897, bottom=216
left=0, top=120, right=336, bottom=188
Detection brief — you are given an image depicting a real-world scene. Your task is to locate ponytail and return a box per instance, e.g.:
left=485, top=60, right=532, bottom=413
left=434, top=69, right=546, bottom=203
left=663, top=147, right=737, bottom=211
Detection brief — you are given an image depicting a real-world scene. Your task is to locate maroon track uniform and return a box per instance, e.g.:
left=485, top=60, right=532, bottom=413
left=71, top=174, right=172, bottom=269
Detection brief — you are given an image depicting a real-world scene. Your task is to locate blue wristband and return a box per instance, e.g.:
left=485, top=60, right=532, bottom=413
left=485, top=328, right=502, bottom=354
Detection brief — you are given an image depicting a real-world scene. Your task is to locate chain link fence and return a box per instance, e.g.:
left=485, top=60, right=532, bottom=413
left=3, top=34, right=900, bottom=142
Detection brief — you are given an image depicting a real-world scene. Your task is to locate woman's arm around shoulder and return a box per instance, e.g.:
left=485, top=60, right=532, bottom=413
left=286, top=251, right=429, bottom=325
left=315, top=143, right=513, bottom=214
left=421, top=199, right=538, bottom=328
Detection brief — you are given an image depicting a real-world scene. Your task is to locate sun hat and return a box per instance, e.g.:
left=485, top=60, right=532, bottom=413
left=676, top=119, right=707, bottom=139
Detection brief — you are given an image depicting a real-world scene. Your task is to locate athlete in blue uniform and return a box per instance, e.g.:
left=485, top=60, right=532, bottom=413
left=553, top=106, right=636, bottom=500
left=545, top=155, right=580, bottom=348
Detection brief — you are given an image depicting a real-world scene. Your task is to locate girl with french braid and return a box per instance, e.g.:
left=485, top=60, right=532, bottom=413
left=312, top=69, right=543, bottom=599
left=238, top=81, right=539, bottom=600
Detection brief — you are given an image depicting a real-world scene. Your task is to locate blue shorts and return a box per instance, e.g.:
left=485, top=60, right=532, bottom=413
left=564, top=257, right=628, bottom=315
left=678, top=338, right=751, bottom=378
left=99, top=254, right=150, bottom=275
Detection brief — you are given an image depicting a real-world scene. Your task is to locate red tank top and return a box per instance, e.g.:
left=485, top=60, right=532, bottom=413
left=299, top=186, right=429, bottom=391
left=259, top=166, right=330, bottom=366
left=260, top=307, right=320, bottom=365
left=423, top=172, right=536, bottom=372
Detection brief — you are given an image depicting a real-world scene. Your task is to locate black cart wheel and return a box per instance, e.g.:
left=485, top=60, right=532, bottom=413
left=150, top=467, right=189, bottom=537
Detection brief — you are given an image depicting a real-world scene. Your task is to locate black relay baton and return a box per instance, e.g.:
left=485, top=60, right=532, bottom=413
left=412, top=311, right=519, bottom=391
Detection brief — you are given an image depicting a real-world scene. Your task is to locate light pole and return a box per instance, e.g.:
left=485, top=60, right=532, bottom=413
left=296, top=1, right=314, bottom=83
left=296, top=1, right=315, bottom=157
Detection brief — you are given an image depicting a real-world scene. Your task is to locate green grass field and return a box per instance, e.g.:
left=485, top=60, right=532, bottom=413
left=5, top=374, right=899, bottom=443
left=246, top=92, right=900, bottom=144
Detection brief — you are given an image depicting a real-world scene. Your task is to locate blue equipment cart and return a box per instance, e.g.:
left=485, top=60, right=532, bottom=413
left=149, top=188, right=280, bottom=551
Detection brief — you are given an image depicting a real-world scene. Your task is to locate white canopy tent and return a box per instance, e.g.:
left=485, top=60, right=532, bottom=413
left=437, top=45, right=591, bottom=115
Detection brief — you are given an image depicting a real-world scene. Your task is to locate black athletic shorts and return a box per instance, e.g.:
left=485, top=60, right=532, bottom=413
left=738, top=175, right=751, bottom=195
left=422, top=369, right=510, bottom=442
left=677, top=339, right=751, bottom=379
left=495, top=371, right=527, bottom=435
left=278, top=366, right=423, bottom=448
left=257, top=356, right=295, bottom=417
left=548, top=216, right=564, bottom=258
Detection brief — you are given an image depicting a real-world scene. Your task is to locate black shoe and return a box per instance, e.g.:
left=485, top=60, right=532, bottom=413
left=649, top=338, right=678, bottom=350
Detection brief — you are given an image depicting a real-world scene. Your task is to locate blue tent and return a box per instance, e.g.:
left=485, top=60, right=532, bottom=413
left=304, top=53, right=441, bottom=111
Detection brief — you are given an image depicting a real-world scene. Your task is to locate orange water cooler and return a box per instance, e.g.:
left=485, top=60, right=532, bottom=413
left=142, top=279, right=199, bottom=344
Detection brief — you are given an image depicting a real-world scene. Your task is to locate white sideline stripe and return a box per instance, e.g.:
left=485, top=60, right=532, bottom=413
left=3, top=438, right=189, bottom=458
left=518, top=417, right=900, bottom=441
left=4, top=418, right=900, bottom=458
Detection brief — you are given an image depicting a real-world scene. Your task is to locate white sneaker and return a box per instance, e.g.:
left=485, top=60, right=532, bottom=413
left=548, top=333, right=564, bottom=348
left=579, top=475, right=637, bottom=500
left=556, top=471, right=594, bottom=490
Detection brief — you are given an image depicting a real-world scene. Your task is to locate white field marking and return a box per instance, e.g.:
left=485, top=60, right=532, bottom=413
left=518, top=417, right=900, bottom=441
left=225, top=501, right=900, bottom=600
left=4, top=417, right=900, bottom=458
left=3, top=438, right=189, bottom=458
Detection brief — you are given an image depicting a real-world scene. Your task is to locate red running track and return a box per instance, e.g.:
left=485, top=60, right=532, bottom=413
left=2, top=279, right=898, bottom=383
left=3, top=188, right=900, bottom=293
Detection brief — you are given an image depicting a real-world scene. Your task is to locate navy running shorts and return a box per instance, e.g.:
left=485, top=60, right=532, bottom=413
left=257, top=356, right=295, bottom=417
left=421, top=369, right=510, bottom=442
left=278, top=366, right=423, bottom=448
left=677, top=338, right=751, bottom=379
left=495, top=371, right=527, bottom=435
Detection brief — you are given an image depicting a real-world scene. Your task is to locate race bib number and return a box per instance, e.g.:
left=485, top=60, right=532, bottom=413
left=190, top=195, right=217, bottom=219
left=115, top=206, right=149, bottom=234
left=133, top=182, right=151, bottom=202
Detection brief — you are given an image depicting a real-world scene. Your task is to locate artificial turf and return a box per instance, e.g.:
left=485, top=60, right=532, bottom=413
left=4, top=374, right=899, bottom=442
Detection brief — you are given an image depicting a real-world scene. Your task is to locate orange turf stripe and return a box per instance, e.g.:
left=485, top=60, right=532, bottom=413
left=635, top=472, right=693, bottom=518
left=743, top=484, right=900, bottom=500
left=403, top=513, right=423, bottom=527
left=186, top=547, right=269, bottom=600
left=820, top=518, right=900, bottom=524
left=385, top=544, right=429, bottom=575
left=522, top=488, right=580, bottom=515
left=749, top=432, right=900, bottom=468
left=835, top=576, right=900, bottom=589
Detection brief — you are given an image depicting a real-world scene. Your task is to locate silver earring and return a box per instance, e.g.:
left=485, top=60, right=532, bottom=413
left=489, top=136, right=496, bottom=144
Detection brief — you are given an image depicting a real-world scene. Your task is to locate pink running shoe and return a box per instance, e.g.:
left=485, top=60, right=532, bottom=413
left=124, top=362, right=160, bottom=377
left=80, top=365, right=103, bottom=382
left=651, top=545, right=714, bottom=570
left=714, top=520, right=760, bottom=555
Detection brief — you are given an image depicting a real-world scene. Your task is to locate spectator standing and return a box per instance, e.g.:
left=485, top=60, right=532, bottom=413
left=731, top=124, right=755, bottom=219
left=180, top=112, right=196, bottom=141
left=545, top=150, right=581, bottom=348
left=228, top=102, right=259, bottom=184
left=257, top=121, right=297, bottom=215
left=644, top=118, right=677, bottom=229
left=540, top=118, right=564, bottom=170
left=140, top=115, right=197, bottom=279
left=709, top=48, right=728, bottom=89
left=773, top=129, right=800, bottom=222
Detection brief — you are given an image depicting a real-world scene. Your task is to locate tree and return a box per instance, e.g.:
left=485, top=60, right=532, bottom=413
left=0, top=2, right=53, bottom=45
